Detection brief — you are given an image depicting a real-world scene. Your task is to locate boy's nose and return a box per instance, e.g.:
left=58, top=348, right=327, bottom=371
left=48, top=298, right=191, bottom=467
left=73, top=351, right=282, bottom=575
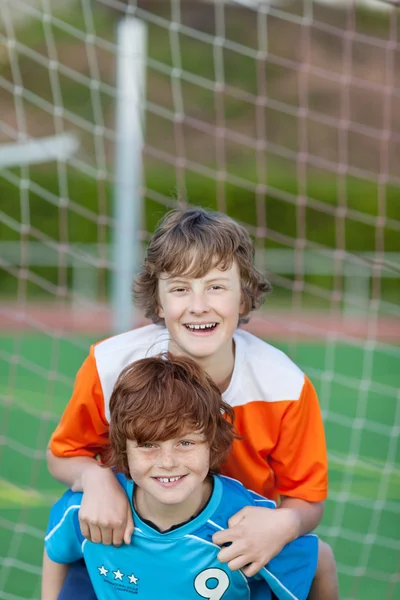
left=158, top=448, right=178, bottom=469
left=189, top=292, right=209, bottom=314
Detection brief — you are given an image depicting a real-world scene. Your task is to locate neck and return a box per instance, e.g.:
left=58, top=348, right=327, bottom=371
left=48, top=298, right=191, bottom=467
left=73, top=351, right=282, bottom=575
left=168, top=338, right=235, bottom=393
left=200, top=340, right=235, bottom=393
left=134, top=478, right=213, bottom=532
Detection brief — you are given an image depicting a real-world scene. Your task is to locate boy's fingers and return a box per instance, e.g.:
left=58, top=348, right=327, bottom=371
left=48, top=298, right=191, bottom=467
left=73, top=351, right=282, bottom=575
left=212, top=529, right=232, bottom=546
left=123, top=529, right=133, bottom=546
left=88, top=524, right=102, bottom=544
left=112, top=526, right=124, bottom=547
left=226, top=555, right=250, bottom=572
left=241, top=562, right=263, bottom=578
left=78, top=518, right=90, bottom=541
left=227, top=509, right=246, bottom=528
left=101, top=527, right=113, bottom=546
left=217, top=540, right=246, bottom=564
left=123, top=513, right=134, bottom=545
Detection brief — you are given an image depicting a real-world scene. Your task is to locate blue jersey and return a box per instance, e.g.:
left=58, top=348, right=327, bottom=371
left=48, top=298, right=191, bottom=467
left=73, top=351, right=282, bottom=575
left=45, top=474, right=318, bottom=600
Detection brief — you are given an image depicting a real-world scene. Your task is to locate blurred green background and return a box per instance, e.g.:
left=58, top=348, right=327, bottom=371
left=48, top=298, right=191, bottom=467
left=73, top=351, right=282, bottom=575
left=1, top=2, right=399, bottom=600
left=1, top=333, right=399, bottom=599
left=1, top=0, right=400, bottom=303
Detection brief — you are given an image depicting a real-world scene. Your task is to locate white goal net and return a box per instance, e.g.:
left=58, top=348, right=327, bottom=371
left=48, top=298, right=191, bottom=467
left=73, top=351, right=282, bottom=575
left=0, top=1, right=399, bottom=599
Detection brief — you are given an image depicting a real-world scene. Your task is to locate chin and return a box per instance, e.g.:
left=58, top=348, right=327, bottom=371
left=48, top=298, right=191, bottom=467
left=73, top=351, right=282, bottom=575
left=186, top=340, right=220, bottom=353
left=187, top=349, right=216, bottom=360
left=161, top=495, right=190, bottom=505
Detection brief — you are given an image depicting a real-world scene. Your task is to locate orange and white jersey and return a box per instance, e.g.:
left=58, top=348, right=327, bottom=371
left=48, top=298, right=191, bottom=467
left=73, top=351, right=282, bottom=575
left=50, top=324, right=328, bottom=502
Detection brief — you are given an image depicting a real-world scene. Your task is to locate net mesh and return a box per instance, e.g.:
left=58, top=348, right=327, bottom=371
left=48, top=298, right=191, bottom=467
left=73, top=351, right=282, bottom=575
left=0, top=1, right=399, bottom=599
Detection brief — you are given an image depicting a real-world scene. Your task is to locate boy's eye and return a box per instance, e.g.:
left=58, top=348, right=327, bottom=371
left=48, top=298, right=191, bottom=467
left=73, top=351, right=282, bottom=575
left=179, top=440, right=194, bottom=447
left=171, top=287, right=187, bottom=293
left=209, top=284, right=226, bottom=291
left=141, top=443, right=156, bottom=449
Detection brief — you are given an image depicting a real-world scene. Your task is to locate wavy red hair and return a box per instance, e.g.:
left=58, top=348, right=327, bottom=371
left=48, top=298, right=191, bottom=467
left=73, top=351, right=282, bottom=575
left=103, top=353, right=236, bottom=478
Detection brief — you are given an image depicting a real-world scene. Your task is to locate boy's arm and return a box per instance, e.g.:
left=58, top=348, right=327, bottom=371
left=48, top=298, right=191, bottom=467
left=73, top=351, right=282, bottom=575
left=256, top=534, right=320, bottom=600
left=41, top=549, right=68, bottom=600
left=47, top=350, right=133, bottom=546
left=279, top=496, right=324, bottom=538
left=269, top=375, right=328, bottom=504
left=214, top=375, right=327, bottom=576
left=46, top=451, right=133, bottom=545
left=48, top=350, right=109, bottom=468
left=213, top=500, right=323, bottom=577
left=46, top=449, right=111, bottom=492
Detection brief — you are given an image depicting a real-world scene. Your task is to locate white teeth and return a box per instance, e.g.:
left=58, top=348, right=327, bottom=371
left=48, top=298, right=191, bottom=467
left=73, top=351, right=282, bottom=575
left=186, top=323, right=216, bottom=330
left=157, top=476, right=181, bottom=483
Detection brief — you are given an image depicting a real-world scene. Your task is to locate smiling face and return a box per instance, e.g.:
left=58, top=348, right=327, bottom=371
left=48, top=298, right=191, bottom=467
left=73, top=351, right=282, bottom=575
left=134, top=209, right=271, bottom=330
left=106, top=354, right=236, bottom=489
left=126, top=431, right=211, bottom=524
left=157, top=260, right=244, bottom=367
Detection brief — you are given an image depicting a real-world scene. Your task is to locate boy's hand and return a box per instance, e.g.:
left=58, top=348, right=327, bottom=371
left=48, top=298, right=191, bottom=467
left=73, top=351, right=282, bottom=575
left=212, top=506, right=299, bottom=577
left=78, top=466, right=134, bottom=546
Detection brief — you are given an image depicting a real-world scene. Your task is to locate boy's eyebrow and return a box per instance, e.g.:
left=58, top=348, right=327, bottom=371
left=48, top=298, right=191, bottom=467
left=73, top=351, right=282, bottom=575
left=164, top=276, right=189, bottom=284
left=165, top=275, right=232, bottom=284
left=204, top=276, right=231, bottom=283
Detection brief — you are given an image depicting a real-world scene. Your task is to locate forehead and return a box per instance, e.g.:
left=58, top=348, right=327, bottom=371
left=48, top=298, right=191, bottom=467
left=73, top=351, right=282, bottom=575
left=126, top=430, right=207, bottom=445
left=159, top=260, right=240, bottom=283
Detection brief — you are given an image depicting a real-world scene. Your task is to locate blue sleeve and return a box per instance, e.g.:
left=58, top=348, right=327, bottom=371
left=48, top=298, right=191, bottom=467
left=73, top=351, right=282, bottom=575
left=216, top=477, right=318, bottom=600
left=44, top=490, right=85, bottom=564
left=255, top=534, right=319, bottom=600
left=246, top=488, right=318, bottom=600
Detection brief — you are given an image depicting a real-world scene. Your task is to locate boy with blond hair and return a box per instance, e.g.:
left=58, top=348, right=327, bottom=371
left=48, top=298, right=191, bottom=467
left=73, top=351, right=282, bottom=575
left=47, top=208, right=338, bottom=598
left=43, top=354, right=320, bottom=600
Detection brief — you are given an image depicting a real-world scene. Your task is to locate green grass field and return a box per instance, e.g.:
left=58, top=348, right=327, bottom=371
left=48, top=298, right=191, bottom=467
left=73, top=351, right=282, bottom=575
left=0, top=333, right=399, bottom=600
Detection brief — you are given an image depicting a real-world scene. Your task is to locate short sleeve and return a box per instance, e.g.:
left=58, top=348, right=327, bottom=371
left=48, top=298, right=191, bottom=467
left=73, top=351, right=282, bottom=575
left=268, top=376, right=328, bottom=502
left=49, top=347, right=109, bottom=458
left=254, top=535, right=319, bottom=600
left=45, top=490, right=85, bottom=564
left=245, top=486, right=319, bottom=600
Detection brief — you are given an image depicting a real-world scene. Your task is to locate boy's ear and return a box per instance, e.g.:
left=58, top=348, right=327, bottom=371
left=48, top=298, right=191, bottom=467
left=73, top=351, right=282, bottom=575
left=239, top=294, right=246, bottom=315
left=158, top=304, right=165, bottom=318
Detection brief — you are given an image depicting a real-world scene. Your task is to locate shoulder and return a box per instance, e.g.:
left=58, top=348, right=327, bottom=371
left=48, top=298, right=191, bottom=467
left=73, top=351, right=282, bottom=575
left=115, top=472, right=133, bottom=496
left=235, top=329, right=303, bottom=378
left=91, top=324, right=169, bottom=417
left=93, top=323, right=167, bottom=361
left=45, top=490, right=86, bottom=564
left=228, top=329, right=306, bottom=405
left=208, top=475, right=275, bottom=529
left=219, top=474, right=276, bottom=507
left=45, top=489, right=83, bottom=542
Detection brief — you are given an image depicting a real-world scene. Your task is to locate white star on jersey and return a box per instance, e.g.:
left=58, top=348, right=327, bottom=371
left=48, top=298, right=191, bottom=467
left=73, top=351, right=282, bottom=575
left=128, top=573, right=139, bottom=584
left=98, top=565, right=108, bottom=577
left=113, top=569, right=124, bottom=581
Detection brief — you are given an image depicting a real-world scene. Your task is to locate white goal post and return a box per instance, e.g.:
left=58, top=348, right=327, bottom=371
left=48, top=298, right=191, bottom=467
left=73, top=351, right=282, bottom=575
left=0, top=2, right=399, bottom=600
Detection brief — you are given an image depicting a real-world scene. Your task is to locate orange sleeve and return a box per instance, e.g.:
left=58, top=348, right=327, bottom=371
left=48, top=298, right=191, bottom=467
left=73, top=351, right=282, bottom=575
left=268, top=375, right=328, bottom=502
left=49, top=346, right=109, bottom=458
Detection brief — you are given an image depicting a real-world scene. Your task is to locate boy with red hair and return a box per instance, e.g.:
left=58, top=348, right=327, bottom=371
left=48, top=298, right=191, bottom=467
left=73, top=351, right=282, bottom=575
left=43, top=354, right=320, bottom=600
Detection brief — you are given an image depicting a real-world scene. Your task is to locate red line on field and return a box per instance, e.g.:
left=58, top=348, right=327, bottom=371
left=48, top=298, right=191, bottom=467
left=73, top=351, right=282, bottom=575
left=0, top=303, right=399, bottom=342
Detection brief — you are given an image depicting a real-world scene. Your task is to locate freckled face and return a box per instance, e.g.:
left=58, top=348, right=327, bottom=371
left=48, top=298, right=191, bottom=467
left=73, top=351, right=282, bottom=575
left=126, top=433, right=210, bottom=511
left=157, top=261, right=244, bottom=363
